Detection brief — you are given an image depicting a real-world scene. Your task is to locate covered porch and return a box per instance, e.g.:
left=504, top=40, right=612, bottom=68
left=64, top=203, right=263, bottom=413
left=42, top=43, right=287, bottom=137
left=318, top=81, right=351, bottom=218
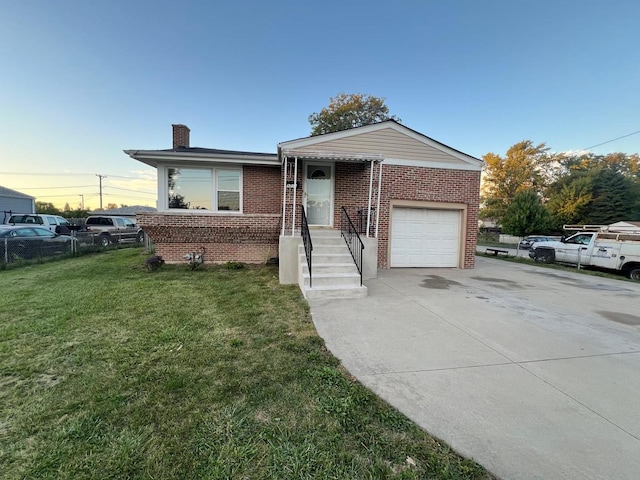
left=277, top=148, right=384, bottom=293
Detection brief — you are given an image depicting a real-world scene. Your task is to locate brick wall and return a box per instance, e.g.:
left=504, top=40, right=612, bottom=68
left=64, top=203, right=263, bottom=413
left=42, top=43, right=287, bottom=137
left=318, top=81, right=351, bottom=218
left=330, top=162, right=480, bottom=269
left=137, top=213, right=281, bottom=264
left=243, top=166, right=282, bottom=214
left=376, top=165, right=481, bottom=269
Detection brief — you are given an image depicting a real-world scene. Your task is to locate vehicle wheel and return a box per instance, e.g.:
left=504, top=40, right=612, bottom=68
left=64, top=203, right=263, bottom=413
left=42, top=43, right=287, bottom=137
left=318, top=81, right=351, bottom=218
left=99, top=234, right=111, bottom=247
left=626, top=267, right=640, bottom=282
left=136, top=231, right=145, bottom=244
left=534, top=248, right=555, bottom=264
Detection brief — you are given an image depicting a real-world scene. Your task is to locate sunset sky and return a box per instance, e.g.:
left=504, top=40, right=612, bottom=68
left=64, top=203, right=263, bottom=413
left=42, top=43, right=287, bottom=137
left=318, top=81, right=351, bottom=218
left=1, top=1, right=638, bottom=210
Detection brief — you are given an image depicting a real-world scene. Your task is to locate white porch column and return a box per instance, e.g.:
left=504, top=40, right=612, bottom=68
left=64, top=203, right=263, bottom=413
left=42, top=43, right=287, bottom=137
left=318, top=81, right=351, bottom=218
left=375, top=162, right=383, bottom=239
left=281, top=156, right=288, bottom=236
left=291, top=156, right=298, bottom=236
left=366, top=159, right=374, bottom=237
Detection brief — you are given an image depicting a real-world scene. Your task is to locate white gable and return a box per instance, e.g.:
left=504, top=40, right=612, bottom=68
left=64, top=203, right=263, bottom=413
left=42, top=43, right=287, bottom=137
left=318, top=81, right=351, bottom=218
left=279, top=121, right=482, bottom=171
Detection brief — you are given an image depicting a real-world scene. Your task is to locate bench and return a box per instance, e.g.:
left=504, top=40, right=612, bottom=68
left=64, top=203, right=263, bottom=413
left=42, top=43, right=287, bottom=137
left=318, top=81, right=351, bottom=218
left=485, top=248, right=509, bottom=256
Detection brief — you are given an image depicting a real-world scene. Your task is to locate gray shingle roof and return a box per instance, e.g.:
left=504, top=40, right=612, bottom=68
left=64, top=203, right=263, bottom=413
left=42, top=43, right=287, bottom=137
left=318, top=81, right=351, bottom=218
left=89, top=205, right=157, bottom=216
left=0, top=185, right=35, bottom=199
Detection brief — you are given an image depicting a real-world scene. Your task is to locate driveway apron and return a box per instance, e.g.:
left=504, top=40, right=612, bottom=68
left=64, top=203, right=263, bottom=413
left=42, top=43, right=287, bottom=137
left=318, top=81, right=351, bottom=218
left=309, top=256, right=640, bottom=480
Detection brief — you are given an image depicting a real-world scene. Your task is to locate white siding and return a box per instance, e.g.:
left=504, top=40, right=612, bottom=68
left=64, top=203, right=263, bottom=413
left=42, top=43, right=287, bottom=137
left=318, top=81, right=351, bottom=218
left=296, top=127, right=464, bottom=164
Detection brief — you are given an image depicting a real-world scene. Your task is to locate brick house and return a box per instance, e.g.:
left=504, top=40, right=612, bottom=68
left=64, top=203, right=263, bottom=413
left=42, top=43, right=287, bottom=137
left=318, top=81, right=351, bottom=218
left=125, top=121, right=482, bottom=298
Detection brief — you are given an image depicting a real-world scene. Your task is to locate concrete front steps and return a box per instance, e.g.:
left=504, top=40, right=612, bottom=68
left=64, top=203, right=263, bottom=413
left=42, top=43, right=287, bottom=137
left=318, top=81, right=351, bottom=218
left=298, top=229, right=368, bottom=300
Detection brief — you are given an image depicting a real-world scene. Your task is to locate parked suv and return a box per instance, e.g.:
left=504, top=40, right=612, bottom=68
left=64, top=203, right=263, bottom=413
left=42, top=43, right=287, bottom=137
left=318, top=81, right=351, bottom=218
left=84, top=216, right=144, bottom=246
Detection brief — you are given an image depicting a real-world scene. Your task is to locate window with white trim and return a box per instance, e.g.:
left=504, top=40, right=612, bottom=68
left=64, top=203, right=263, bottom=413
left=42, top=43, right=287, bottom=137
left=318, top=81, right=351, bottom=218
left=167, top=167, right=241, bottom=212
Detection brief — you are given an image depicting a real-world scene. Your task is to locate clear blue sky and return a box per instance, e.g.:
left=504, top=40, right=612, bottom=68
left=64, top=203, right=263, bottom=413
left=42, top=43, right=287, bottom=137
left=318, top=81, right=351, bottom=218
left=1, top=0, right=639, bottom=210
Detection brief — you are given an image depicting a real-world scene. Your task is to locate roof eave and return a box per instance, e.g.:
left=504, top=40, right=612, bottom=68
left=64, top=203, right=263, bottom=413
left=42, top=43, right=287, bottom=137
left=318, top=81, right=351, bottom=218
left=124, top=150, right=280, bottom=168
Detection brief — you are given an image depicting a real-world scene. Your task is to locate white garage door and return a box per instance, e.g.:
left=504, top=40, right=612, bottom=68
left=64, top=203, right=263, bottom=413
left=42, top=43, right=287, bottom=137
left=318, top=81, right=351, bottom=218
left=391, top=208, right=461, bottom=267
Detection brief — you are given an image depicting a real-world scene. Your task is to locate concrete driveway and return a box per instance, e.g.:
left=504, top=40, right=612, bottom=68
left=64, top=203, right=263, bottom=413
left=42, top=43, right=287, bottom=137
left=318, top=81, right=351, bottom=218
left=309, top=257, right=640, bottom=480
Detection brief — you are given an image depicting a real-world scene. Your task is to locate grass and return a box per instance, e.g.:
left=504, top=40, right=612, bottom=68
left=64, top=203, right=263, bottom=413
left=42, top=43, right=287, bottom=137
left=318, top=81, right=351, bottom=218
left=0, top=249, right=493, bottom=479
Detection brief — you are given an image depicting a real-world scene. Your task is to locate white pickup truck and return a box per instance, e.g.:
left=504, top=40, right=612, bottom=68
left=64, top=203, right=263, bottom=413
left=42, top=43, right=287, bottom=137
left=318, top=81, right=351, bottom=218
left=529, top=229, right=640, bottom=281
left=7, top=213, right=72, bottom=234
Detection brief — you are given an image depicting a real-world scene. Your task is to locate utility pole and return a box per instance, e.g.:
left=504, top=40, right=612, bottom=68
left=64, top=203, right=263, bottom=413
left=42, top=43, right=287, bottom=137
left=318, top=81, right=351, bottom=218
left=96, top=174, right=107, bottom=210
left=79, top=194, right=84, bottom=210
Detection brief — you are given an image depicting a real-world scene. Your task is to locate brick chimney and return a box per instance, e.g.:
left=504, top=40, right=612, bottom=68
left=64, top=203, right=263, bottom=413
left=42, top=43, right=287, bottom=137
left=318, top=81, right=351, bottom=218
left=172, top=124, right=190, bottom=149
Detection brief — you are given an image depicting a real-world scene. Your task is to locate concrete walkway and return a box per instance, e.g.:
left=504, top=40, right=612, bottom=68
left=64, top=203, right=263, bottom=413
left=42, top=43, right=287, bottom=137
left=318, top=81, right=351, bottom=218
left=309, top=257, right=640, bottom=480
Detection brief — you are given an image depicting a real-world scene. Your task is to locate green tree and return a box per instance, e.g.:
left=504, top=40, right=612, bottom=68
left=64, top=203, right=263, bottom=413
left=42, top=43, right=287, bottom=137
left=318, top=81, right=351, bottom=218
left=308, top=93, right=400, bottom=136
left=480, top=141, right=557, bottom=223
left=62, top=208, right=89, bottom=219
left=36, top=202, right=62, bottom=215
left=587, top=168, right=637, bottom=224
left=500, top=189, right=550, bottom=237
left=546, top=154, right=640, bottom=227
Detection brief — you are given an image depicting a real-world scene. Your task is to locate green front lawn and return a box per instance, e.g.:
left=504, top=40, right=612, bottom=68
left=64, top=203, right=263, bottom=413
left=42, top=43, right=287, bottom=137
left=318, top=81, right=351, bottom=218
left=0, top=249, right=492, bottom=479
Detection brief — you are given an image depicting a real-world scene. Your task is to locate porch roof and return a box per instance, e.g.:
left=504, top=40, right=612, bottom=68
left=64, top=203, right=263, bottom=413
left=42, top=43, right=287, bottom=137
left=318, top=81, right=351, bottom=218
left=279, top=148, right=384, bottom=163
left=124, top=147, right=279, bottom=168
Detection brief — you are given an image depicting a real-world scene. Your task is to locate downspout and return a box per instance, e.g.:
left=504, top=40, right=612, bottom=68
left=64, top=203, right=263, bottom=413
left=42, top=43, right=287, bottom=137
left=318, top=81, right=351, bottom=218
left=375, top=162, right=383, bottom=239
left=366, top=159, right=374, bottom=237
left=291, top=156, right=298, bottom=236
left=281, top=156, right=288, bottom=236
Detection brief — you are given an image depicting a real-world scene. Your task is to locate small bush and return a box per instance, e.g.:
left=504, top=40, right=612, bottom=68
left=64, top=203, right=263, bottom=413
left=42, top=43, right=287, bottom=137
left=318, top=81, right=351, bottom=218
left=145, top=255, right=165, bottom=271
left=225, top=261, right=244, bottom=270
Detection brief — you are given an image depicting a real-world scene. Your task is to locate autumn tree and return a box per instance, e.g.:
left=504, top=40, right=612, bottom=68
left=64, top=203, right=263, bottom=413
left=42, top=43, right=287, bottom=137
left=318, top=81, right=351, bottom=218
left=480, top=141, right=558, bottom=223
left=308, top=93, right=400, bottom=136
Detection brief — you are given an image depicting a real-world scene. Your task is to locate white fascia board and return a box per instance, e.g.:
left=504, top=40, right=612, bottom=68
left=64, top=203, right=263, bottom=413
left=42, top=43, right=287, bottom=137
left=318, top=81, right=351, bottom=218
left=124, top=150, right=280, bottom=168
left=383, top=157, right=483, bottom=172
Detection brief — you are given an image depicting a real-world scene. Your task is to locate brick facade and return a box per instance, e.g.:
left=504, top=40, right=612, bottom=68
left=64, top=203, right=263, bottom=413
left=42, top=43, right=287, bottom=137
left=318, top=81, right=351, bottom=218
left=376, top=165, right=480, bottom=269
left=138, top=212, right=280, bottom=264
left=140, top=160, right=479, bottom=269
left=243, top=166, right=281, bottom=214
left=332, top=162, right=480, bottom=269
left=138, top=164, right=282, bottom=264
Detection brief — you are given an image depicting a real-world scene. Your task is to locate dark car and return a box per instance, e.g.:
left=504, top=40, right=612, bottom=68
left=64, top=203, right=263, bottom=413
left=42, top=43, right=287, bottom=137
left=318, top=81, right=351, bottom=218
left=0, top=226, right=74, bottom=261
left=518, top=235, right=555, bottom=250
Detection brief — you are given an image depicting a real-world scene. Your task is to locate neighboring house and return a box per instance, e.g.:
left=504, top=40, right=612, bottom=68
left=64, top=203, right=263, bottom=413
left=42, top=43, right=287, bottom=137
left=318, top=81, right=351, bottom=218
left=125, top=122, right=482, bottom=295
left=0, top=186, right=36, bottom=222
left=608, top=221, right=640, bottom=232
left=88, top=205, right=157, bottom=221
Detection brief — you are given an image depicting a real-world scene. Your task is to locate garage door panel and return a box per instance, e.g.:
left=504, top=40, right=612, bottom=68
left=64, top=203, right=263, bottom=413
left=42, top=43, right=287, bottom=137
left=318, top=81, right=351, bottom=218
left=391, top=208, right=460, bottom=267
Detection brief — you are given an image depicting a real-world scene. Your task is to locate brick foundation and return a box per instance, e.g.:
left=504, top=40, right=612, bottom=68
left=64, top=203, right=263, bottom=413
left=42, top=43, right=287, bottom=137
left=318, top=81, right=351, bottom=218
left=137, top=213, right=280, bottom=264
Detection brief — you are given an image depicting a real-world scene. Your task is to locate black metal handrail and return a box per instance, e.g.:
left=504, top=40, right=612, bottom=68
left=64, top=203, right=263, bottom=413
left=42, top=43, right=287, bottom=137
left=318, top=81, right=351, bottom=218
left=340, top=206, right=364, bottom=286
left=300, top=205, right=313, bottom=288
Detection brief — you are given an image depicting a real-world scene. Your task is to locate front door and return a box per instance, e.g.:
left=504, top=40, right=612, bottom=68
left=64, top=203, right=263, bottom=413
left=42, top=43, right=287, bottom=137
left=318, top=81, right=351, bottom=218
left=304, top=163, right=334, bottom=226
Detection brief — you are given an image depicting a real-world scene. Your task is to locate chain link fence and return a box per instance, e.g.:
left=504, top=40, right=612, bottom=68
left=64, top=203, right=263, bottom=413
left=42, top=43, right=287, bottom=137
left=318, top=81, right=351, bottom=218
left=1, top=231, right=147, bottom=265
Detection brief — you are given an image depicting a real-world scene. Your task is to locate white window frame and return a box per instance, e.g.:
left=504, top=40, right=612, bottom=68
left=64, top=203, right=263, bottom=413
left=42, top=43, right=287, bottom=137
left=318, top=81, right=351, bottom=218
left=160, top=165, right=243, bottom=213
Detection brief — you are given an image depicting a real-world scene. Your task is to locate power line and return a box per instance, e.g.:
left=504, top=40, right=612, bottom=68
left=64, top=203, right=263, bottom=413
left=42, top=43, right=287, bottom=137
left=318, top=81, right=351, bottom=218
left=0, top=172, right=154, bottom=179
left=12, top=185, right=95, bottom=190
left=581, top=129, right=640, bottom=151
left=32, top=193, right=97, bottom=198
left=0, top=172, right=96, bottom=176
left=105, top=185, right=156, bottom=195
left=103, top=193, right=157, bottom=201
